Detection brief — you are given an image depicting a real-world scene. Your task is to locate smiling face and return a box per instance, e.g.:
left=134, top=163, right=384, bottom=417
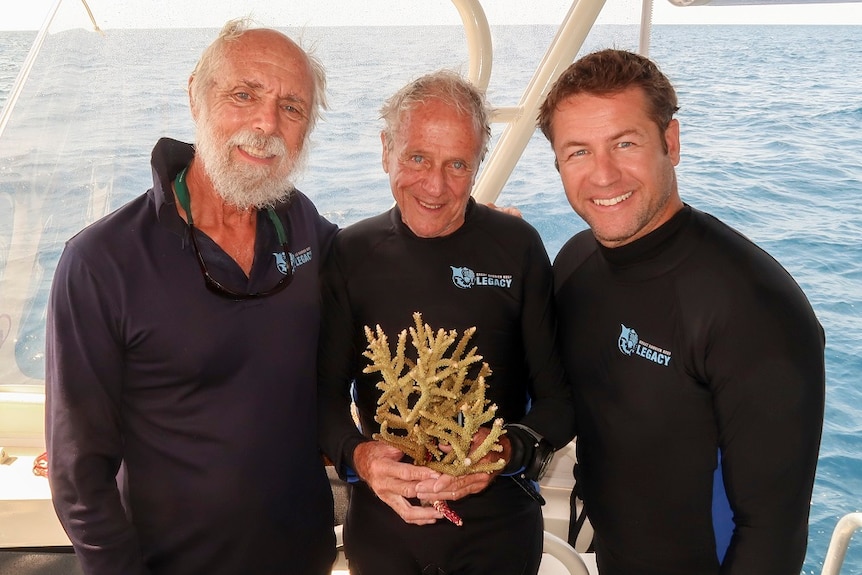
left=191, top=29, right=313, bottom=209
left=382, top=98, right=482, bottom=238
left=550, top=86, right=683, bottom=248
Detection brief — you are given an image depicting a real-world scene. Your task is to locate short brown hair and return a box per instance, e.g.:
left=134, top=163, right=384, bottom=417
left=538, top=49, right=679, bottom=143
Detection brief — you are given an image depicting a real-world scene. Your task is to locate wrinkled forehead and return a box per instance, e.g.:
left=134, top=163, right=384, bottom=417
left=219, top=30, right=314, bottom=99
left=396, top=99, right=481, bottom=145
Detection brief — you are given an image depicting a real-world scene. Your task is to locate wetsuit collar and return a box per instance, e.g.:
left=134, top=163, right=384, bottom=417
left=598, top=205, right=696, bottom=277
left=389, top=197, right=477, bottom=239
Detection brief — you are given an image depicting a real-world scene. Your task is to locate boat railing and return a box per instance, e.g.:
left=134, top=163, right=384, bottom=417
left=0, top=0, right=101, bottom=141
left=450, top=0, right=609, bottom=205
left=821, top=512, right=862, bottom=575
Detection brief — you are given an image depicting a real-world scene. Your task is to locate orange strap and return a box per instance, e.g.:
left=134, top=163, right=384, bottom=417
left=33, top=451, right=48, bottom=477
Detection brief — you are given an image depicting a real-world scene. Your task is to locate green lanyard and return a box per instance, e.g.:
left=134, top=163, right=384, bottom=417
left=173, top=166, right=288, bottom=244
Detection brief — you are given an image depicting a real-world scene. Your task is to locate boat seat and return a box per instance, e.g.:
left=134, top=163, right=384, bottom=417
left=327, top=464, right=350, bottom=525
left=0, top=547, right=82, bottom=575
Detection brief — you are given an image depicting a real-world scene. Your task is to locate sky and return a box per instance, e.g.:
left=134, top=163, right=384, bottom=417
left=3, top=0, right=862, bottom=30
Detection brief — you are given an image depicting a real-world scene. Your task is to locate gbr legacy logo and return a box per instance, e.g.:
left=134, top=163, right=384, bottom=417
left=450, top=266, right=513, bottom=290
left=618, top=324, right=672, bottom=367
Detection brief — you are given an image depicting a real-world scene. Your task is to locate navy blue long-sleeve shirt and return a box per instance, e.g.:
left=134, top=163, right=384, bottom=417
left=46, top=138, right=338, bottom=575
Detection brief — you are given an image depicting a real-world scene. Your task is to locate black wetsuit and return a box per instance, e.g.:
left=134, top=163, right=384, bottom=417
left=554, top=205, right=825, bottom=575
left=318, top=199, right=575, bottom=574
left=46, top=138, right=338, bottom=575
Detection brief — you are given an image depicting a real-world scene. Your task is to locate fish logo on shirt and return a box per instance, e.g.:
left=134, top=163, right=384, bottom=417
left=451, top=266, right=476, bottom=289
left=618, top=324, right=639, bottom=356
left=273, top=246, right=313, bottom=276
left=274, top=251, right=291, bottom=275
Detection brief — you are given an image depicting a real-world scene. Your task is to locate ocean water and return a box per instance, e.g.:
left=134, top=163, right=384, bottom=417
left=1, top=23, right=860, bottom=573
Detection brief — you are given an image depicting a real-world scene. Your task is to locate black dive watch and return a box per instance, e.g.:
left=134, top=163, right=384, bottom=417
left=504, top=423, right=555, bottom=481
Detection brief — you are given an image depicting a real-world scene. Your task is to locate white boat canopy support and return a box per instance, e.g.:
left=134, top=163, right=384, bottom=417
left=448, top=0, right=493, bottom=91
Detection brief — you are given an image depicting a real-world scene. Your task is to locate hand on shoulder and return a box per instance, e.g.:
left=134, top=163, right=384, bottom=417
left=485, top=202, right=523, bottom=219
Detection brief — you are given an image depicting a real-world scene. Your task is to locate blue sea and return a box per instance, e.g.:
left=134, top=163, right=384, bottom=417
left=1, top=24, right=860, bottom=573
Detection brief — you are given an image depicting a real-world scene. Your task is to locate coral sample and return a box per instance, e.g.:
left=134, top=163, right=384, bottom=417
left=362, top=312, right=506, bottom=476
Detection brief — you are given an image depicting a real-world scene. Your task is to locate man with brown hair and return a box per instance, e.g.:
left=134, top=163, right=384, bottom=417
left=539, top=49, right=824, bottom=575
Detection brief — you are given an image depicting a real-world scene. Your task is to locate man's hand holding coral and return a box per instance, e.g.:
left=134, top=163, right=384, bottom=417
left=353, top=440, right=445, bottom=525
left=415, top=428, right=512, bottom=502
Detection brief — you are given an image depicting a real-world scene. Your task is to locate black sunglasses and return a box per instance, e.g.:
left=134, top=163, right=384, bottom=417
left=174, top=167, right=294, bottom=300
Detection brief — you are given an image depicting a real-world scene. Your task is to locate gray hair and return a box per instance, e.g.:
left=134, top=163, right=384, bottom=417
left=380, top=70, right=491, bottom=161
left=189, top=18, right=328, bottom=133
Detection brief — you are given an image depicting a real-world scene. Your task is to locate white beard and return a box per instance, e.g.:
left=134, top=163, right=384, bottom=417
left=194, top=112, right=307, bottom=210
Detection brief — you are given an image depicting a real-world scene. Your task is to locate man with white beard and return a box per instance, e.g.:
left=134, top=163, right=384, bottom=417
left=45, top=19, right=338, bottom=575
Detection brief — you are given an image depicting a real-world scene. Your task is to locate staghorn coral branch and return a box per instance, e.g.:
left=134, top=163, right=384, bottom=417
left=365, top=312, right=507, bottom=482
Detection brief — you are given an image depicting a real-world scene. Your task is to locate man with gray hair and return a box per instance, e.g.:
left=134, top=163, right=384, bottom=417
left=318, top=70, right=575, bottom=574
left=46, top=19, right=338, bottom=575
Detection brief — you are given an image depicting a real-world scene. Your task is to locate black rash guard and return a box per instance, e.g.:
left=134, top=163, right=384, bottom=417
left=46, top=138, right=338, bottom=575
left=554, top=205, right=825, bottom=575
left=318, top=199, right=575, bottom=573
